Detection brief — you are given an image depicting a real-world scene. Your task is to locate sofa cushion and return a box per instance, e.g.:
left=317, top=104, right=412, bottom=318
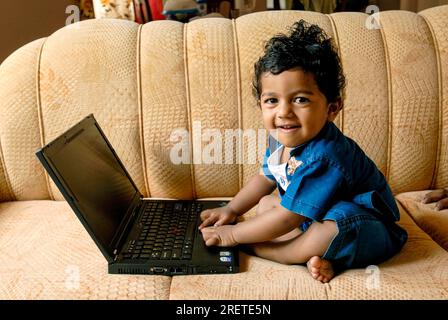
left=1, top=199, right=447, bottom=299
left=170, top=252, right=329, bottom=299
left=169, top=202, right=448, bottom=299
left=325, top=202, right=448, bottom=299
left=396, top=191, right=448, bottom=251
left=0, top=201, right=171, bottom=299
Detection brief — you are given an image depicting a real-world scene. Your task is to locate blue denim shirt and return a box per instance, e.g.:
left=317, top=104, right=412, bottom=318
left=262, top=121, right=399, bottom=222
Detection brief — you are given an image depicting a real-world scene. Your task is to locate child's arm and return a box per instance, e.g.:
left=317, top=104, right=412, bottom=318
left=199, top=173, right=276, bottom=229
left=201, top=204, right=305, bottom=247
left=233, top=205, right=305, bottom=243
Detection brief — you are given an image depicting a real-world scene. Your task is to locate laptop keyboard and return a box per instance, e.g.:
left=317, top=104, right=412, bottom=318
left=123, top=201, right=202, bottom=260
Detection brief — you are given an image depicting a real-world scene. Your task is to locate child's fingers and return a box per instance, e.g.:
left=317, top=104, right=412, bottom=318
left=200, top=209, right=212, bottom=221
left=436, top=198, right=448, bottom=210
left=199, top=215, right=218, bottom=230
left=205, top=234, right=220, bottom=246
left=214, top=216, right=232, bottom=227
left=422, top=189, right=445, bottom=203
left=201, top=228, right=219, bottom=246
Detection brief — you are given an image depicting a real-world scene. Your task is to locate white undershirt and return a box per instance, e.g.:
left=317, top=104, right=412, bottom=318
left=267, top=145, right=290, bottom=191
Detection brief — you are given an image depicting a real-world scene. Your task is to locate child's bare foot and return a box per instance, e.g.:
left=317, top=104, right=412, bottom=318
left=307, top=256, right=334, bottom=283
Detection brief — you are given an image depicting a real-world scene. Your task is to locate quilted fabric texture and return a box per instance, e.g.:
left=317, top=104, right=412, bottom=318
left=0, top=7, right=448, bottom=299
left=419, top=7, right=448, bottom=189
left=0, top=8, right=447, bottom=200
left=140, top=21, right=193, bottom=199
left=38, top=20, right=146, bottom=200
left=0, top=6, right=448, bottom=200
left=0, top=201, right=171, bottom=299
left=396, top=190, right=448, bottom=251
left=0, top=39, right=48, bottom=202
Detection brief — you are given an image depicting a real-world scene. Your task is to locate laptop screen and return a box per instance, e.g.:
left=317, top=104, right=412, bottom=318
left=44, top=118, right=139, bottom=252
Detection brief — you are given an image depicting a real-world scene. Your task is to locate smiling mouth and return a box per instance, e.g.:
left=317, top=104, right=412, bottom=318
left=276, top=125, right=301, bottom=132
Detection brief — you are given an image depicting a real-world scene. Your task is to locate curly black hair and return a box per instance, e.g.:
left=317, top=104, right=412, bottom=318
left=252, top=19, right=346, bottom=104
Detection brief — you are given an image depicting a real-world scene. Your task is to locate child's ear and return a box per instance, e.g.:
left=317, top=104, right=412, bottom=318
left=327, top=99, right=342, bottom=121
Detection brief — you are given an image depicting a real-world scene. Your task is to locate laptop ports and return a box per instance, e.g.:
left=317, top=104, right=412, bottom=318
left=170, top=267, right=185, bottom=275
left=150, top=267, right=167, bottom=274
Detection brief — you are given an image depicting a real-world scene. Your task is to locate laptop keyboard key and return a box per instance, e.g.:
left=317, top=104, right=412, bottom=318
left=171, top=249, right=181, bottom=259
left=129, top=201, right=205, bottom=261
left=151, top=251, right=161, bottom=259
left=161, top=250, right=171, bottom=259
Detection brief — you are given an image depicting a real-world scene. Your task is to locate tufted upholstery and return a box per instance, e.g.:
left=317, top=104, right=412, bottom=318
left=0, top=8, right=447, bottom=299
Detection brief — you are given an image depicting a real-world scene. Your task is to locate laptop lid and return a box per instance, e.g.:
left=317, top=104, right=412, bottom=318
left=35, top=114, right=142, bottom=262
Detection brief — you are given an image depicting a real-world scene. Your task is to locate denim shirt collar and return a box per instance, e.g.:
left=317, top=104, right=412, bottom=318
left=288, top=121, right=334, bottom=157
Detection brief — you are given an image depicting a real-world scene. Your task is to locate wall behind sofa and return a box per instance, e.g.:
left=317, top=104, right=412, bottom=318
left=0, top=0, right=75, bottom=63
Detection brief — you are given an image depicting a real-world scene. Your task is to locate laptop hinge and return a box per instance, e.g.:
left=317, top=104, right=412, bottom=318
left=111, top=197, right=143, bottom=255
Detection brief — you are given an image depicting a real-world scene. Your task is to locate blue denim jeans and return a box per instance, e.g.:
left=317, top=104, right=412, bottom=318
left=300, top=201, right=408, bottom=272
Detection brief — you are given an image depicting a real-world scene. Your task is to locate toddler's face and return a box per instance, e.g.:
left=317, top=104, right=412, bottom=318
left=259, top=69, right=340, bottom=148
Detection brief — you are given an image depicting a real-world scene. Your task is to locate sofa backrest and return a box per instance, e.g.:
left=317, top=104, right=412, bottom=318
left=0, top=7, right=447, bottom=201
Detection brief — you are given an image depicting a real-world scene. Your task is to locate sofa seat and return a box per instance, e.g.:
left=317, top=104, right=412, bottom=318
left=396, top=191, right=448, bottom=251
left=0, top=201, right=171, bottom=299
left=169, top=202, right=448, bottom=300
left=2, top=200, right=446, bottom=299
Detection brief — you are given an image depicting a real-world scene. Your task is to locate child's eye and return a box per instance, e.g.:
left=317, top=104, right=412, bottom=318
left=263, top=98, right=278, bottom=104
left=294, top=97, right=310, bottom=104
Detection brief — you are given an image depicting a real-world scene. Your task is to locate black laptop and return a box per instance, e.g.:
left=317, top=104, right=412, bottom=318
left=35, top=114, right=239, bottom=275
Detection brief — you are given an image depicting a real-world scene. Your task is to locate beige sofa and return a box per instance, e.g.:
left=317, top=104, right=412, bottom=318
left=0, top=7, right=447, bottom=300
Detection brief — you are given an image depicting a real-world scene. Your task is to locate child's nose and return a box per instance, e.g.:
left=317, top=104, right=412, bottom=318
left=277, top=101, right=294, bottom=117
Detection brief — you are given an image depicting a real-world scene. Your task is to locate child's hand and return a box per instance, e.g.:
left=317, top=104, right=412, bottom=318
left=422, top=188, right=448, bottom=210
left=199, top=206, right=237, bottom=230
left=200, top=225, right=238, bottom=247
